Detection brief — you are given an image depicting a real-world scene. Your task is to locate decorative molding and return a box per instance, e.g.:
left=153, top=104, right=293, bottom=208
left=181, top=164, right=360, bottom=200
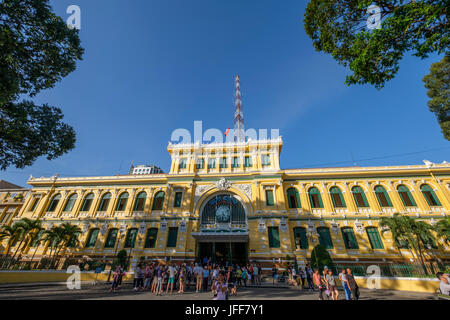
left=234, top=183, right=253, bottom=200
left=216, top=178, right=232, bottom=191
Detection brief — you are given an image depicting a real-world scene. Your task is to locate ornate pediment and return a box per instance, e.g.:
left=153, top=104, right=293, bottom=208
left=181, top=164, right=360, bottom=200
left=216, top=178, right=232, bottom=191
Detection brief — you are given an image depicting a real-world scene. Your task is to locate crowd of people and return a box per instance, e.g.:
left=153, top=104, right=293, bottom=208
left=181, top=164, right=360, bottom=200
left=110, top=259, right=263, bottom=300
left=286, top=264, right=360, bottom=300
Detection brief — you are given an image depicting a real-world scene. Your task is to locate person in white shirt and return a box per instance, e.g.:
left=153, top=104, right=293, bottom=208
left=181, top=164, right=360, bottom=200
left=436, top=272, right=450, bottom=295
left=193, top=263, right=204, bottom=293
left=212, top=271, right=228, bottom=300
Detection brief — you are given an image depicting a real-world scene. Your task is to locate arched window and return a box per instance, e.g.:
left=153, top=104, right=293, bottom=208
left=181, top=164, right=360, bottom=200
left=63, top=194, right=77, bottom=212
left=85, top=228, right=99, bottom=248
left=287, top=188, right=301, bottom=209
left=293, top=227, right=308, bottom=249
left=98, top=193, right=111, bottom=212
left=116, top=192, right=129, bottom=211
left=201, top=194, right=246, bottom=224
left=47, top=194, right=61, bottom=212
left=420, top=184, right=441, bottom=207
left=308, top=187, right=323, bottom=208
left=374, top=185, right=392, bottom=207
left=152, top=191, right=165, bottom=210
left=80, top=193, right=94, bottom=212
left=341, top=227, right=358, bottom=249
left=134, top=192, right=147, bottom=211
left=104, top=228, right=118, bottom=248
left=330, top=187, right=346, bottom=208
left=352, top=186, right=369, bottom=208
left=397, top=185, right=416, bottom=207
left=317, top=227, right=333, bottom=249
left=124, top=228, right=138, bottom=248
left=366, top=227, right=384, bottom=249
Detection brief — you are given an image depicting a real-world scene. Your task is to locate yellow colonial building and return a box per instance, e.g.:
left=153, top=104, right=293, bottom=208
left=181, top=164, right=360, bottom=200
left=11, top=135, right=450, bottom=270
left=7, top=76, right=450, bottom=271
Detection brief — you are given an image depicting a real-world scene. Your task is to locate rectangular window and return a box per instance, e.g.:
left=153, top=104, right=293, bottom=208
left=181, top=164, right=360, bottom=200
left=196, top=158, right=204, bottom=169
left=232, top=157, right=240, bottom=168
left=220, top=157, right=228, bottom=169
left=179, top=158, right=187, bottom=169
left=265, top=189, right=275, bottom=206
left=294, top=228, right=308, bottom=249
left=85, top=229, right=99, bottom=248
left=341, top=228, right=359, bottom=249
left=366, top=227, right=384, bottom=249
left=167, top=227, right=178, bottom=248
left=268, top=227, right=281, bottom=248
left=124, top=229, right=138, bottom=248
left=173, top=192, right=183, bottom=208
left=317, top=228, right=333, bottom=249
left=244, top=156, right=252, bottom=167
left=208, top=158, right=216, bottom=169
left=104, top=229, right=118, bottom=248
left=261, top=155, right=271, bottom=166
left=145, top=228, right=158, bottom=248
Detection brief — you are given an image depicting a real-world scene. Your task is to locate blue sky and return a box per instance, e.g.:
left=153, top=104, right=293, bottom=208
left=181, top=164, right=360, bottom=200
left=2, top=0, right=449, bottom=187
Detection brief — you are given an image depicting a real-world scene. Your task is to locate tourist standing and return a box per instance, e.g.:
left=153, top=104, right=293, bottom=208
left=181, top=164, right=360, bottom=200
left=212, top=271, right=228, bottom=300
left=306, top=266, right=314, bottom=291
left=436, top=272, right=450, bottom=295
left=133, top=264, right=142, bottom=291
left=166, top=263, right=177, bottom=294
left=325, top=269, right=339, bottom=300
left=339, top=269, right=351, bottom=300
left=203, top=265, right=210, bottom=292
left=298, top=268, right=305, bottom=290
left=346, top=268, right=359, bottom=300
left=110, top=265, right=122, bottom=292
left=272, top=265, right=278, bottom=285
left=193, top=263, right=203, bottom=293
left=313, top=269, right=325, bottom=300
left=253, top=264, right=259, bottom=285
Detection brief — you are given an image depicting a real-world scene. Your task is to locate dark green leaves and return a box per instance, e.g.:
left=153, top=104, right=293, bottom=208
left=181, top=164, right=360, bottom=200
left=0, top=0, right=83, bottom=169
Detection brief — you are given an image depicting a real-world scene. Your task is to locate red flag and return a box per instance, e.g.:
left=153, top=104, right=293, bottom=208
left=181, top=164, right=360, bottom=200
left=225, top=128, right=230, bottom=137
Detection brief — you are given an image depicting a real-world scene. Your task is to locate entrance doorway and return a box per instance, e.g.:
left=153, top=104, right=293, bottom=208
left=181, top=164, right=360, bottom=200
left=198, top=242, right=247, bottom=266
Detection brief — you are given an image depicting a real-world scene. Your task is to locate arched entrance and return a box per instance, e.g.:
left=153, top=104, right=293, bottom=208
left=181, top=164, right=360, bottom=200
left=193, top=192, right=249, bottom=266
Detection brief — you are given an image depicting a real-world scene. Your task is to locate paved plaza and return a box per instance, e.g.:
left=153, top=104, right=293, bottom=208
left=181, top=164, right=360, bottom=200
left=0, top=282, right=435, bottom=300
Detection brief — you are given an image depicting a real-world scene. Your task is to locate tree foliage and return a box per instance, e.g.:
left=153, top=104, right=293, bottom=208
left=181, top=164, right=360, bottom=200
left=310, top=244, right=334, bottom=271
left=0, top=0, right=83, bottom=170
left=304, top=0, right=449, bottom=89
left=422, top=54, right=450, bottom=140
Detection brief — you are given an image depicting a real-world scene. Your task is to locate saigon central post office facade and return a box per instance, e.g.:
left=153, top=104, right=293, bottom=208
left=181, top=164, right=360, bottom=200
left=16, top=137, right=450, bottom=269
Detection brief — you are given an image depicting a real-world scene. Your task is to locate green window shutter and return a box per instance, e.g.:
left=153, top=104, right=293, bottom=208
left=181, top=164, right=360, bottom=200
left=294, top=227, right=308, bottom=249
left=174, top=192, right=182, bottom=208
left=317, top=227, right=333, bottom=249
left=266, top=190, right=275, bottom=206
left=375, top=186, right=392, bottom=207
left=420, top=185, right=441, bottom=206
left=244, top=156, right=252, bottom=167
left=167, top=227, right=178, bottom=248
left=397, top=185, right=416, bottom=207
left=309, top=188, right=324, bottom=208
left=341, top=228, right=359, bottom=249
left=105, top=229, right=118, bottom=248
left=268, top=227, right=280, bottom=248
left=85, top=229, right=99, bottom=248
left=330, top=187, right=346, bottom=208
left=124, top=229, right=138, bottom=248
left=366, top=227, right=384, bottom=249
left=352, top=186, right=369, bottom=207
left=145, top=228, right=158, bottom=248
left=116, top=193, right=129, bottom=211
left=47, top=194, right=61, bottom=212
left=287, top=188, right=301, bottom=209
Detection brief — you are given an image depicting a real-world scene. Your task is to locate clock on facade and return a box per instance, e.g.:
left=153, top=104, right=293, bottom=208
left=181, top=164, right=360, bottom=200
left=215, top=205, right=231, bottom=223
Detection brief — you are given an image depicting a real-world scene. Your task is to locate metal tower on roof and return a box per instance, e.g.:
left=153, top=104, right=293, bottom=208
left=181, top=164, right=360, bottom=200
left=234, top=75, right=245, bottom=143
